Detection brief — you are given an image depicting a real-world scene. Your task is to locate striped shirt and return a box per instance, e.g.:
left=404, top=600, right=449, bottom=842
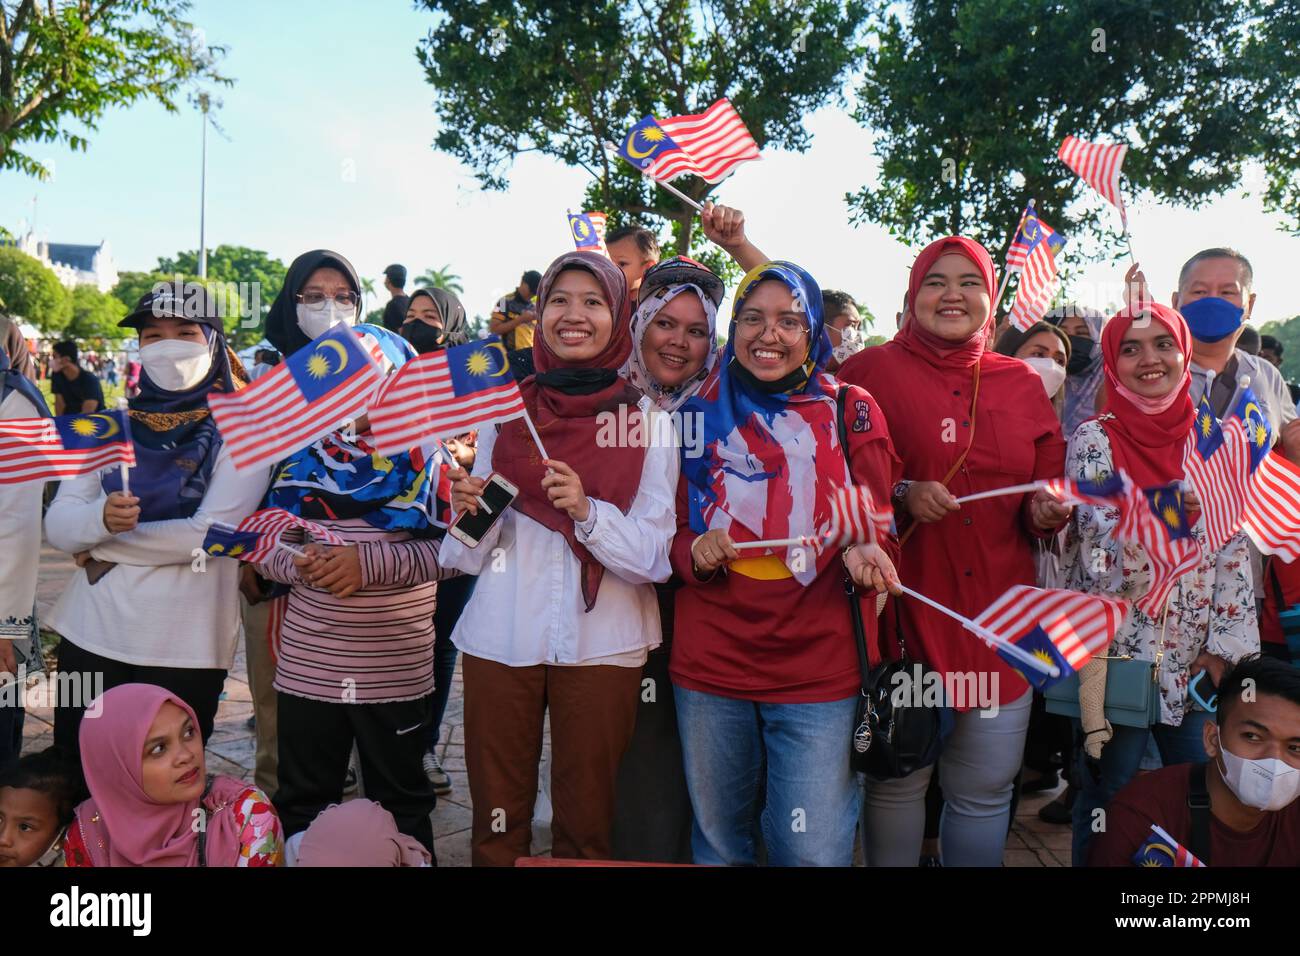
left=257, top=518, right=455, bottom=704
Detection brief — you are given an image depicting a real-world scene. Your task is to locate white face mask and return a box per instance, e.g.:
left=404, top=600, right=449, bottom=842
left=296, top=301, right=356, bottom=340
left=139, top=339, right=212, bottom=392
left=1217, top=730, right=1300, bottom=812
left=831, top=325, right=866, bottom=365
left=1023, top=356, right=1067, bottom=398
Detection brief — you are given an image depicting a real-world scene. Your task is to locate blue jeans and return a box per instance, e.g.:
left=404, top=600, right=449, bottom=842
left=1071, top=711, right=1212, bottom=865
left=673, top=685, right=861, bottom=866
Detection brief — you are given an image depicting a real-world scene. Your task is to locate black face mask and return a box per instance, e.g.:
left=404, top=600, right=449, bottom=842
left=1066, top=335, right=1095, bottom=376
left=401, top=321, right=445, bottom=355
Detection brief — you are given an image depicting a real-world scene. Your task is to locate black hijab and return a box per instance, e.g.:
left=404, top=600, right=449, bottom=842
left=400, top=287, right=471, bottom=352
left=265, top=249, right=361, bottom=358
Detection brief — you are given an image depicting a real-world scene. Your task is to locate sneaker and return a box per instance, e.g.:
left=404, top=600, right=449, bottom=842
left=423, top=750, right=452, bottom=795
left=1037, top=784, right=1075, bottom=825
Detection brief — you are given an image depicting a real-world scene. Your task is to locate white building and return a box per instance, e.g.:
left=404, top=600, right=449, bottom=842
left=11, top=231, right=119, bottom=293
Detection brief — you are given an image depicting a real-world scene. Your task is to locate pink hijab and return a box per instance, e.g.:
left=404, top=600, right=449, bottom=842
left=75, top=684, right=248, bottom=867
left=294, top=800, right=431, bottom=867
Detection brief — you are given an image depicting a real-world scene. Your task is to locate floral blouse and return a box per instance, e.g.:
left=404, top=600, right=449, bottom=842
left=1059, top=418, right=1259, bottom=726
left=64, top=786, right=282, bottom=867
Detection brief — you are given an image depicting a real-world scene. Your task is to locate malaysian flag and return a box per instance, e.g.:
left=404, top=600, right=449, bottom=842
left=1004, top=203, right=1040, bottom=271
left=1182, top=395, right=1250, bottom=552
left=617, top=98, right=760, bottom=184
left=1058, top=135, right=1129, bottom=228
left=1133, top=824, right=1206, bottom=867
left=1041, top=473, right=1128, bottom=507
left=973, top=584, right=1128, bottom=690
left=201, top=508, right=345, bottom=564
left=0, top=410, right=135, bottom=485
left=1242, top=450, right=1300, bottom=561
left=208, top=324, right=382, bottom=472
left=1007, top=214, right=1067, bottom=331
left=568, top=211, right=608, bottom=254
left=1115, top=482, right=1203, bottom=616
left=368, top=335, right=527, bottom=456
left=820, top=485, right=893, bottom=548
left=1234, top=386, right=1273, bottom=473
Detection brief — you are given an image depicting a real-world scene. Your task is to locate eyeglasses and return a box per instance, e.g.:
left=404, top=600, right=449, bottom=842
left=733, top=313, right=810, bottom=345
left=296, top=291, right=360, bottom=310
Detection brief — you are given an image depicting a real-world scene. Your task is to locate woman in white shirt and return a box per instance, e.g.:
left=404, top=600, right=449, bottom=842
left=44, top=289, right=268, bottom=760
left=441, top=251, right=678, bottom=866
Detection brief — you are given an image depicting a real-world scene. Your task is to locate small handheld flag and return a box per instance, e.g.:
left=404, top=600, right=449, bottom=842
left=1006, top=213, right=1067, bottom=331
left=202, top=508, right=346, bottom=564
left=1040, top=473, right=1129, bottom=508
left=1182, top=396, right=1250, bottom=552
left=1114, top=482, right=1203, bottom=615
left=1233, top=386, right=1272, bottom=473
left=0, top=410, right=135, bottom=485
left=617, top=98, right=759, bottom=184
left=1133, top=824, right=1206, bottom=867
left=368, top=335, right=527, bottom=456
left=208, top=324, right=382, bottom=472
left=1242, top=451, right=1300, bottom=561
left=568, top=211, right=608, bottom=254
left=821, top=485, right=893, bottom=548
left=1058, top=136, right=1129, bottom=229
left=973, top=585, right=1128, bottom=690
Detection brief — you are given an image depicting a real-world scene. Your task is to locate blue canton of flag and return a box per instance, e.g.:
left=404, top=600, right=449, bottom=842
left=1234, top=386, right=1272, bottom=473
left=994, top=624, right=1074, bottom=691
left=52, top=410, right=131, bottom=450
left=285, top=324, right=374, bottom=403
left=447, top=338, right=510, bottom=393
left=201, top=523, right=261, bottom=559
left=618, top=116, right=681, bottom=170
left=568, top=212, right=601, bottom=250
left=1133, top=824, right=1206, bottom=867
left=1194, top=394, right=1224, bottom=459
left=1148, top=484, right=1193, bottom=541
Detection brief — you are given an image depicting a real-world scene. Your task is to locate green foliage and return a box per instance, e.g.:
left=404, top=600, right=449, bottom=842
left=1258, top=317, right=1300, bottom=383
left=154, top=245, right=287, bottom=347
left=415, top=265, right=464, bottom=295
left=0, top=0, right=230, bottom=179
left=416, top=0, right=868, bottom=254
left=0, top=247, right=71, bottom=332
left=66, top=285, right=132, bottom=340
left=851, top=0, right=1300, bottom=258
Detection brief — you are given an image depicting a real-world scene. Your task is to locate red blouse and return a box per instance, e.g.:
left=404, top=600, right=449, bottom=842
left=837, top=343, right=1066, bottom=706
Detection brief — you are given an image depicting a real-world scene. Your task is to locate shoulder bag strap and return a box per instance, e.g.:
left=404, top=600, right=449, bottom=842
left=1186, top=761, right=1213, bottom=866
left=899, top=360, right=981, bottom=546
left=836, top=386, right=874, bottom=687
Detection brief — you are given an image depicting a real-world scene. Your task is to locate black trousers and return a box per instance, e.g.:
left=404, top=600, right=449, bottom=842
left=274, top=690, right=437, bottom=859
left=53, top=638, right=226, bottom=763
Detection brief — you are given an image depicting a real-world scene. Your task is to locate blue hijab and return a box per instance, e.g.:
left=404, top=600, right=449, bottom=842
left=102, top=324, right=239, bottom=522
left=263, top=325, right=441, bottom=533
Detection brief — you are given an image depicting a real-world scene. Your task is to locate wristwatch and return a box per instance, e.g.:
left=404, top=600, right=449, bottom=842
left=892, top=480, right=913, bottom=504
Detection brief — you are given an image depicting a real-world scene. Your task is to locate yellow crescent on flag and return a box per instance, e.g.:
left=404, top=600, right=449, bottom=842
left=485, top=341, right=510, bottom=377
left=624, top=127, right=658, bottom=160
left=86, top=413, right=121, bottom=438
left=316, top=337, right=350, bottom=374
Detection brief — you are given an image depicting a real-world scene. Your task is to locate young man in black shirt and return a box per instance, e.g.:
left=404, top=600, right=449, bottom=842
left=381, top=264, right=410, bottom=332
left=50, top=340, right=105, bottom=415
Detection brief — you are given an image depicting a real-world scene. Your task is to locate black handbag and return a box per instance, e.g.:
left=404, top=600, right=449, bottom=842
left=835, top=387, right=947, bottom=778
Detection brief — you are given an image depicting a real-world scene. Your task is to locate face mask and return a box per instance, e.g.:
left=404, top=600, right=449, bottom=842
left=140, top=339, right=212, bottom=392
left=1066, top=335, right=1095, bottom=376
left=1180, top=296, right=1244, bottom=344
left=296, top=301, right=355, bottom=341
left=1217, top=730, right=1300, bottom=812
left=831, top=324, right=866, bottom=365
left=401, top=321, right=445, bottom=355
left=1022, top=356, right=1067, bottom=398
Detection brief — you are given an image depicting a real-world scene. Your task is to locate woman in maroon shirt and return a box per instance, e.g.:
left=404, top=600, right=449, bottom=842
left=671, top=261, right=901, bottom=866
left=838, top=237, right=1069, bottom=867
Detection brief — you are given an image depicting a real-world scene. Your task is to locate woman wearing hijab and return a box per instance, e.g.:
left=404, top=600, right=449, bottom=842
left=609, top=256, right=722, bottom=863
left=1060, top=302, right=1258, bottom=864
left=670, top=261, right=901, bottom=867
left=837, top=237, right=1070, bottom=867
left=441, top=250, right=678, bottom=866
left=63, top=684, right=281, bottom=866
left=1046, top=305, right=1106, bottom=439
left=0, top=315, right=48, bottom=769
left=45, top=289, right=265, bottom=761
left=255, top=254, right=454, bottom=855
left=399, top=286, right=472, bottom=353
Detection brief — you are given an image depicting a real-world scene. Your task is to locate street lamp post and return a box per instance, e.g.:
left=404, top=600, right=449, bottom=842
left=198, top=92, right=209, bottom=280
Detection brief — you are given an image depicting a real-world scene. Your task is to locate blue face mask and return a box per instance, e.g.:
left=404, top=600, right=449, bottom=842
left=1180, top=296, right=1244, bottom=344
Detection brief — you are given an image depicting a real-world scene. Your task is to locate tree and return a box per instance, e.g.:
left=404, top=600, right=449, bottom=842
left=112, top=270, right=173, bottom=310
left=1259, top=317, right=1300, bottom=383
left=0, top=246, right=70, bottom=332
left=155, top=245, right=287, bottom=347
left=416, top=1, right=868, bottom=256
left=66, top=285, right=131, bottom=340
left=360, top=277, right=376, bottom=313
left=849, top=1, right=1299, bottom=262
left=415, top=265, right=463, bottom=295
left=0, top=0, right=229, bottom=179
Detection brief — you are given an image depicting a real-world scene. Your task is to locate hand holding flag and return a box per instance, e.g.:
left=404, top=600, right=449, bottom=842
left=202, top=509, right=346, bottom=564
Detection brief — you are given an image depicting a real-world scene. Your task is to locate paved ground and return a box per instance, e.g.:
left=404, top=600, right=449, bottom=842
left=23, top=541, right=1069, bottom=867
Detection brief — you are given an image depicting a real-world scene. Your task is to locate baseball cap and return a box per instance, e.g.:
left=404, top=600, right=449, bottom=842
left=119, top=285, right=222, bottom=332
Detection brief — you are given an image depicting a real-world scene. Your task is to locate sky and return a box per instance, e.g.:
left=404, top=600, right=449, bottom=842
left=3, top=0, right=1299, bottom=333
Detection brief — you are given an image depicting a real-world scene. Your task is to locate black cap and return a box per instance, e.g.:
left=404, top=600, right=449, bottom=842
left=638, top=256, right=724, bottom=307
left=119, top=285, right=223, bottom=332
left=384, top=264, right=407, bottom=287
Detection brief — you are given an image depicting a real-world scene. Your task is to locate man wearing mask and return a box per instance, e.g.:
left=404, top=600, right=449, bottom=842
left=821, top=290, right=868, bottom=375
left=1172, top=248, right=1296, bottom=436
left=1089, top=655, right=1300, bottom=866
left=49, top=340, right=105, bottom=416
left=381, top=264, right=410, bottom=333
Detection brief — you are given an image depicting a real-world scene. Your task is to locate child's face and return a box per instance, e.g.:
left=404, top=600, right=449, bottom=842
left=0, top=786, right=63, bottom=867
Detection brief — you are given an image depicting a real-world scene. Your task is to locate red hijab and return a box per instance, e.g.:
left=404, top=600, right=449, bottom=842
left=493, top=251, right=647, bottom=611
left=894, top=236, right=998, bottom=370
left=1098, top=303, right=1196, bottom=487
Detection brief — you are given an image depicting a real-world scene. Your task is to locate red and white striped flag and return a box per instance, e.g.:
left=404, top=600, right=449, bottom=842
left=1242, top=451, right=1300, bottom=561
left=0, top=410, right=135, bottom=485
left=202, top=508, right=346, bottom=564
left=368, top=336, right=526, bottom=456
left=627, top=98, right=760, bottom=184
left=208, top=324, right=382, bottom=471
left=1058, top=136, right=1129, bottom=228
left=974, top=584, right=1128, bottom=673
left=1182, top=404, right=1251, bottom=552
left=1113, top=482, right=1203, bottom=615
left=821, top=485, right=893, bottom=548
left=1007, top=218, right=1066, bottom=331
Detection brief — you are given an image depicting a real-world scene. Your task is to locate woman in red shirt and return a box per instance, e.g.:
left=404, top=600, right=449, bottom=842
left=838, top=237, right=1069, bottom=867
left=671, top=261, right=901, bottom=866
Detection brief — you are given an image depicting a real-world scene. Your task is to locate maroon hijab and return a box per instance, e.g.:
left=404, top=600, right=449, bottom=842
left=893, top=236, right=998, bottom=371
left=493, top=251, right=647, bottom=611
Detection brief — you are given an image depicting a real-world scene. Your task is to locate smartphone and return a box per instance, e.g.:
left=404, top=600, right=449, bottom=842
left=1189, top=669, right=1219, bottom=713
left=448, top=471, right=519, bottom=548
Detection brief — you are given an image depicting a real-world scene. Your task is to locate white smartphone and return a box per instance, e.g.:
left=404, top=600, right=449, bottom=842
left=448, top=471, right=519, bottom=548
